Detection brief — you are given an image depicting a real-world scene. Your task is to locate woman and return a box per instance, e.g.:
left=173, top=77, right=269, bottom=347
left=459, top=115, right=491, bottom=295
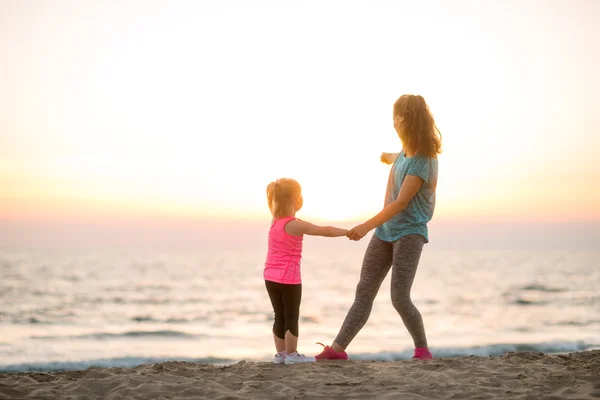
left=315, top=94, right=442, bottom=361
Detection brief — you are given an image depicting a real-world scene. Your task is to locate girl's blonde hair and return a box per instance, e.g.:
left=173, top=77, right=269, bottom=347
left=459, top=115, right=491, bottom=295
left=394, top=94, right=442, bottom=157
left=266, top=178, right=302, bottom=218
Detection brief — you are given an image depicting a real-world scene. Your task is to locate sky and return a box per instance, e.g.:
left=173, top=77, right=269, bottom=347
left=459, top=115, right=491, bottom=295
left=1, top=0, right=599, bottom=234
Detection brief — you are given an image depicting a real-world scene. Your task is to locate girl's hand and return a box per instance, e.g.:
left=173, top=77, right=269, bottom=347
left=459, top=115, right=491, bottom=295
left=346, top=224, right=369, bottom=241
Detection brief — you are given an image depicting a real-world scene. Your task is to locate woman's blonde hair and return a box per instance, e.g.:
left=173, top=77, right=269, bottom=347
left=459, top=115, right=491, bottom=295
left=266, top=178, right=302, bottom=218
left=394, top=94, right=442, bottom=157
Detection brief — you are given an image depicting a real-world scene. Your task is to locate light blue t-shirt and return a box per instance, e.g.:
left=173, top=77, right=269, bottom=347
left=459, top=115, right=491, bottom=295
left=375, top=151, right=438, bottom=243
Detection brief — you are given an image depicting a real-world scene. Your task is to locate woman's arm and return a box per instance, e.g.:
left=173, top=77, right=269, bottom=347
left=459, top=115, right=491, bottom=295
left=347, top=174, right=424, bottom=240
left=285, top=220, right=348, bottom=237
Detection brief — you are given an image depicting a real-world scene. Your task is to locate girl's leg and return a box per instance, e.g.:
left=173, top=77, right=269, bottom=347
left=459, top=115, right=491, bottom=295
left=390, top=234, right=428, bottom=348
left=332, top=235, right=393, bottom=351
left=281, top=283, right=302, bottom=353
left=273, top=334, right=286, bottom=353
left=265, top=280, right=286, bottom=352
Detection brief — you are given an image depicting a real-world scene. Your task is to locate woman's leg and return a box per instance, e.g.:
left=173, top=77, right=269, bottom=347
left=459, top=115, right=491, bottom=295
left=265, top=280, right=286, bottom=352
left=390, top=234, right=428, bottom=348
left=333, top=235, right=393, bottom=350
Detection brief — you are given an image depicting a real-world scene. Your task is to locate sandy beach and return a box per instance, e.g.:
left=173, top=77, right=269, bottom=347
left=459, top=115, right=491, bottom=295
left=1, top=351, right=598, bottom=399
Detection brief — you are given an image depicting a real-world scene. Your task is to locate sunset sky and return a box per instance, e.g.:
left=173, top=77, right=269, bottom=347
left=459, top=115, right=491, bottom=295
left=1, top=0, right=599, bottom=227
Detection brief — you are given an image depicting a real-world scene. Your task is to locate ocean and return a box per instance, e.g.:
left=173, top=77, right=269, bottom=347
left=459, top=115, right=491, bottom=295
left=1, top=224, right=599, bottom=372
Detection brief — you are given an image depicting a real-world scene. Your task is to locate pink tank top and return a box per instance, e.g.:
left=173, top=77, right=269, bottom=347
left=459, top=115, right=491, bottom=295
left=264, top=217, right=303, bottom=284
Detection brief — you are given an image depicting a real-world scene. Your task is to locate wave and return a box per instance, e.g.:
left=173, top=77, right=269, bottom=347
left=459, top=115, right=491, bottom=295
left=130, top=316, right=193, bottom=323
left=513, top=298, right=549, bottom=306
left=30, top=330, right=203, bottom=340
left=349, top=340, right=597, bottom=361
left=0, top=356, right=233, bottom=373
left=17, top=317, right=56, bottom=325
left=545, top=319, right=600, bottom=327
left=520, top=284, right=566, bottom=293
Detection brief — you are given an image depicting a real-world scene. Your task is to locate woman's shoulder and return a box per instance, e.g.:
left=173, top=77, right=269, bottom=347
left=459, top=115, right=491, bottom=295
left=413, top=154, right=438, bottom=166
left=405, top=153, right=432, bottom=164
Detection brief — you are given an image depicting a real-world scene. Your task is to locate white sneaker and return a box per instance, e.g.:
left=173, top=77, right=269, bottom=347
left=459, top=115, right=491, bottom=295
left=284, top=352, right=316, bottom=365
left=273, top=353, right=286, bottom=364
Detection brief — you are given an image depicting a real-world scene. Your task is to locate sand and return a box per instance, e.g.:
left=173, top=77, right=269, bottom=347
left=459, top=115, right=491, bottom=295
left=1, top=351, right=599, bottom=399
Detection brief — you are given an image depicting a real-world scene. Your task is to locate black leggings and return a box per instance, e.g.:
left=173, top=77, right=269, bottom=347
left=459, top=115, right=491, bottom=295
left=265, top=280, right=302, bottom=338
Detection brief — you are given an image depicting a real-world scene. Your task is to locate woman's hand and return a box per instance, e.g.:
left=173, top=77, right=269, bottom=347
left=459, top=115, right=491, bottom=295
left=346, top=224, right=370, bottom=241
left=380, top=152, right=399, bottom=165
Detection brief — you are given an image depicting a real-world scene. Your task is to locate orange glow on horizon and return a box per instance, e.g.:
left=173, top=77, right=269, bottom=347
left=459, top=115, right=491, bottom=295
left=2, top=191, right=599, bottom=225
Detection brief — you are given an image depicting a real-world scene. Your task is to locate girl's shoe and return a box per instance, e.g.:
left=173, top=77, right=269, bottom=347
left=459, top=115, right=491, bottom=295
left=412, top=347, right=433, bottom=360
left=314, top=342, right=349, bottom=360
left=284, top=352, right=316, bottom=364
left=273, top=353, right=286, bottom=364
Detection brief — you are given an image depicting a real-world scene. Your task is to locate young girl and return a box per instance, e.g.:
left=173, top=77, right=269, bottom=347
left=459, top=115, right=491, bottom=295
left=315, top=94, right=442, bottom=361
left=264, top=178, right=348, bottom=365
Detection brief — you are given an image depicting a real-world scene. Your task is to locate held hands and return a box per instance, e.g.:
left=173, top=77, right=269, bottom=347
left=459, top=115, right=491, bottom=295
left=346, top=224, right=369, bottom=241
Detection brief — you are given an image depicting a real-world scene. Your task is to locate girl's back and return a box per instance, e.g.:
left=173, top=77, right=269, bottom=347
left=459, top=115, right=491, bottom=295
left=264, top=217, right=303, bottom=285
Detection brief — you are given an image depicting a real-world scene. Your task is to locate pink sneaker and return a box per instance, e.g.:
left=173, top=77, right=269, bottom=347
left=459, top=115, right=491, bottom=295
left=314, top=342, right=349, bottom=360
left=412, top=347, right=433, bottom=360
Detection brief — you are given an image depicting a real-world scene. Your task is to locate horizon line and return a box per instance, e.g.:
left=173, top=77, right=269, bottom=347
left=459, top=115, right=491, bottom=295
left=1, top=214, right=599, bottom=226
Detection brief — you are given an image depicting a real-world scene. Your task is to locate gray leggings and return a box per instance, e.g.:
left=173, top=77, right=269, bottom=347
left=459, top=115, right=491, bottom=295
left=334, top=234, right=428, bottom=349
